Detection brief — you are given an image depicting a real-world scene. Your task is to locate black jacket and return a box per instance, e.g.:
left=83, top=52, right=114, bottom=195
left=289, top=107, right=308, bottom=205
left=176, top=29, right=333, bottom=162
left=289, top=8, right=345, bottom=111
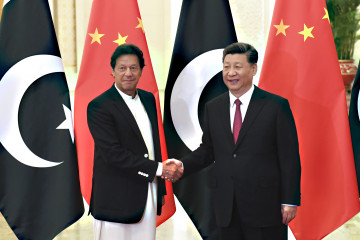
left=182, top=86, right=301, bottom=227
left=87, top=85, right=166, bottom=223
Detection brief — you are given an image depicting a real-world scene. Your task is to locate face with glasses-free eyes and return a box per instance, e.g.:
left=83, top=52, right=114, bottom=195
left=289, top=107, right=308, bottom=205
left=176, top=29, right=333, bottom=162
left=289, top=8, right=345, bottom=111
left=112, top=54, right=142, bottom=98
left=223, top=53, right=257, bottom=98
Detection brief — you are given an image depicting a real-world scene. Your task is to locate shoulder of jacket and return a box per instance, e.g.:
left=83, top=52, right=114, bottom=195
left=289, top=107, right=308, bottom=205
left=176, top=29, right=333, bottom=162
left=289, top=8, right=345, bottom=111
left=88, top=85, right=116, bottom=108
left=255, top=86, right=288, bottom=104
left=206, top=91, right=228, bottom=106
left=138, top=88, right=154, bottom=97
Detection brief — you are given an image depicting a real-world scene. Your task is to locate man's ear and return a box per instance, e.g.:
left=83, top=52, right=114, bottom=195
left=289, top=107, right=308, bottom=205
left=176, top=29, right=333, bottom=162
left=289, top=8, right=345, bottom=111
left=253, top=63, right=258, bottom=76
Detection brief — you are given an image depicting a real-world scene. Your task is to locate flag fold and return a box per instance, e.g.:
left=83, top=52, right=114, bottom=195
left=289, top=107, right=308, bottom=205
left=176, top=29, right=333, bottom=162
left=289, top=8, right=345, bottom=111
left=259, top=0, right=360, bottom=239
left=349, top=62, right=360, bottom=197
left=0, top=0, right=84, bottom=239
left=164, top=0, right=237, bottom=238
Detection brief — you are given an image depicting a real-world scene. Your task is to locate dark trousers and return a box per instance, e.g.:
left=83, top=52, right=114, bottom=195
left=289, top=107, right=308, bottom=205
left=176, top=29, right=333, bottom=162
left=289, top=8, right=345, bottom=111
left=219, top=201, right=287, bottom=240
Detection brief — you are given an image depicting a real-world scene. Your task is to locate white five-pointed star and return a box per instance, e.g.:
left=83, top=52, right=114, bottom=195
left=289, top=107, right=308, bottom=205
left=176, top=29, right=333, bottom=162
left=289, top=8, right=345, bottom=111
left=57, top=104, right=75, bottom=143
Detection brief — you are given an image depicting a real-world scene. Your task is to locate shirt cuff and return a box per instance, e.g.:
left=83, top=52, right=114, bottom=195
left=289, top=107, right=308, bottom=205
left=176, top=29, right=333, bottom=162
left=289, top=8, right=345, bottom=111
left=156, top=162, right=163, bottom=177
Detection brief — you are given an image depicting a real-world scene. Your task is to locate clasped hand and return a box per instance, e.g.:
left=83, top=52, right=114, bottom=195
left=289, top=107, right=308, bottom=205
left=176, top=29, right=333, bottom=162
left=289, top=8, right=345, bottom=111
left=161, top=159, right=183, bottom=183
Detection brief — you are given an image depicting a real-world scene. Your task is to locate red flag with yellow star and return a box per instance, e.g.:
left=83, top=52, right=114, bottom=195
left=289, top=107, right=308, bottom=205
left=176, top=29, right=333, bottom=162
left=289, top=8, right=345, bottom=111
left=74, top=0, right=175, bottom=225
left=259, top=0, right=360, bottom=239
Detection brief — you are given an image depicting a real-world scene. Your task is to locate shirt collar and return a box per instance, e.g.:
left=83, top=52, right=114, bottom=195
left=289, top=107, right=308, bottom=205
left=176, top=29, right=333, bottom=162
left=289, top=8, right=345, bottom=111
left=229, top=85, right=254, bottom=106
left=114, top=83, right=139, bottom=101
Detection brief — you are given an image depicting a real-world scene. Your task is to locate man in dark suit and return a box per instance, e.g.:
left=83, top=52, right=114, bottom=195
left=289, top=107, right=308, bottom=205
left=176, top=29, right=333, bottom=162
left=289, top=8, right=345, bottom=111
left=87, top=44, right=181, bottom=240
left=168, top=42, right=301, bottom=240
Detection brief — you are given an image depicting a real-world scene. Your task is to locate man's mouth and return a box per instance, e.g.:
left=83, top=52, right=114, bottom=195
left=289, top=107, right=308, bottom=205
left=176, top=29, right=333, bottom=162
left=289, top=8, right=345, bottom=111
left=123, top=79, right=134, bottom=82
left=228, top=79, right=239, bottom=83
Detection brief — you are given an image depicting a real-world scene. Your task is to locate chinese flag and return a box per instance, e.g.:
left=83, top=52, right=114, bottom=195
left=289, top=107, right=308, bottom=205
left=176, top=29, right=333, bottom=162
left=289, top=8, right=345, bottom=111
left=259, top=0, right=360, bottom=239
left=74, top=0, right=175, bottom=225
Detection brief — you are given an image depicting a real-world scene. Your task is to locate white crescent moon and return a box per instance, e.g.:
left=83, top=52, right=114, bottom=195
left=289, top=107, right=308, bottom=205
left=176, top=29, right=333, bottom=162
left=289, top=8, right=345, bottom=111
left=170, top=49, right=224, bottom=151
left=0, top=55, right=64, bottom=168
left=3, top=0, right=11, bottom=8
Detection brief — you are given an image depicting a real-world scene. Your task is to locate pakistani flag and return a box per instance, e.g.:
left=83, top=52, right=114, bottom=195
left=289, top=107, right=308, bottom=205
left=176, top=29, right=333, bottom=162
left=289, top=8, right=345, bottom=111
left=349, top=61, right=360, bottom=197
left=163, top=0, right=237, bottom=238
left=0, top=0, right=84, bottom=239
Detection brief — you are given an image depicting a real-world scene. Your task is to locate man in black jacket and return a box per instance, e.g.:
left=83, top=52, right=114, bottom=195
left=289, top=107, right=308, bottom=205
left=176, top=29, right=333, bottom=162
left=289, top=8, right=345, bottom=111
left=168, top=42, right=301, bottom=240
left=87, top=44, right=181, bottom=240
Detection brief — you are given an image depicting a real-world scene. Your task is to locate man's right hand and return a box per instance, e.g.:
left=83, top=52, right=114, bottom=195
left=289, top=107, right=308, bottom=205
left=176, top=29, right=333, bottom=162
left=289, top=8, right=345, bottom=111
left=161, top=159, right=183, bottom=182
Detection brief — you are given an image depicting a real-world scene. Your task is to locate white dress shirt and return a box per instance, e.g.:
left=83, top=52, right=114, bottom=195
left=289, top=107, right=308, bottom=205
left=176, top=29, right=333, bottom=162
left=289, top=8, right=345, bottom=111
left=229, top=85, right=254, bottom=132
left=117, top=86, right=163, bottom=175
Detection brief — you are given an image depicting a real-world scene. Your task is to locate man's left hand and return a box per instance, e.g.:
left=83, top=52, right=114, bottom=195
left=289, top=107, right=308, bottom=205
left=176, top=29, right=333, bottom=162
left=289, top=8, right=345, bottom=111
left=281, top=205, right=297, bottom=225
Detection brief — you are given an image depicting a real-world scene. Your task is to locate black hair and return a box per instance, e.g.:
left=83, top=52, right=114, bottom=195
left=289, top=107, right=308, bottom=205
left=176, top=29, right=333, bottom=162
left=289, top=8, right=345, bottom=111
left=222, top=42, right=258, bottom=64
left=110, top=43, right=145, bottom=69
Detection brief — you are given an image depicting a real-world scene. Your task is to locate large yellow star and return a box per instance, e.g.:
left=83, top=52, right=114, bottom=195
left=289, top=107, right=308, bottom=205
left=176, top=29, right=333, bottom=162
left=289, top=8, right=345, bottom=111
left=136, top=17, right=144, bottom=33
left=113, top=33, right=128, bottom=45
left=89, top=28, right=105, bottom=45
left=273, top=19, right=290, bottom=36
left=322, top=8, right=330, bottom=24
left=298, top=24, right=314, bottom=42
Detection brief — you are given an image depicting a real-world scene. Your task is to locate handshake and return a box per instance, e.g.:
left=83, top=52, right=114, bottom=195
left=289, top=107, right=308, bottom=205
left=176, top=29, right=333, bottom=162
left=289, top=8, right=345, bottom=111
left=161, top=159, right=183, bottom=183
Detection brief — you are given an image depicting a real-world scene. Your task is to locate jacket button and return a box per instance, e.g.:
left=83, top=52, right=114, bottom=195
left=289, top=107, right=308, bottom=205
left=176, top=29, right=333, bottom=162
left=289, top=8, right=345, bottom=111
left=233, top=154, right=237, bottom=158
left=144, top=154, right=149, bottom=158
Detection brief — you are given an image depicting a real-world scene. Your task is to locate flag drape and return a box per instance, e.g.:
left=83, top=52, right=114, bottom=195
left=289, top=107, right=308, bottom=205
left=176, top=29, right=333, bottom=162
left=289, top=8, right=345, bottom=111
left=163, top=0, right=237, bottom=238
left=259, top=0, right=360, bottom=239
left=0, top=0, right=84, bottom=239
left=74, top=0, right=175, bottom=226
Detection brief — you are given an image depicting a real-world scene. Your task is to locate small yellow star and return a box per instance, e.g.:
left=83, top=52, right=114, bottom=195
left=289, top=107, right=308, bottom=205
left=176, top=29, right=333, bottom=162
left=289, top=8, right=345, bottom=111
left=298, top=24, right=314, bottom=42
left=322, top=8, right=330, bottom=24
left=136, top=17, right=144, bottom=33
left=113, top=33, right=128, bottom=45
left=273, top=19, right=290, bottom=36
left=89, top=28, right=105, bottom=45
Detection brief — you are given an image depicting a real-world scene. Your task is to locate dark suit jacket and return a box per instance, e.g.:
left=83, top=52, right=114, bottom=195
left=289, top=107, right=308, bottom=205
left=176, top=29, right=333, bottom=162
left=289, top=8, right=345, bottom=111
left=87, top=85, right=166, bottom=223
left=181, top=86, right=301, bottom=228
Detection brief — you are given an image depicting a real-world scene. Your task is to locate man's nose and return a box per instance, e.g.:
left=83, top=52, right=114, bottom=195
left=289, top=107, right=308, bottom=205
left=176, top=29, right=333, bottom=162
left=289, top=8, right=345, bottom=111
left=228, top=68, right=236, bottom=76
left=124, top=68, right=132, bottom=75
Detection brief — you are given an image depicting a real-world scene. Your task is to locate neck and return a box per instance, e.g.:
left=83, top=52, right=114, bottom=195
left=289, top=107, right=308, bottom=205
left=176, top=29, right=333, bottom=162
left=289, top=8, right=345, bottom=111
left=115, top=84, right=136, bottom=98
left=230, top=85, right=252, bottom=98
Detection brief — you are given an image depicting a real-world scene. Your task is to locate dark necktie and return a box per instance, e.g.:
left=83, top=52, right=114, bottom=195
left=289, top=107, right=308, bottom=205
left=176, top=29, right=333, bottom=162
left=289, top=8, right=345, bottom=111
left=233, top=99, right=242, bottom=143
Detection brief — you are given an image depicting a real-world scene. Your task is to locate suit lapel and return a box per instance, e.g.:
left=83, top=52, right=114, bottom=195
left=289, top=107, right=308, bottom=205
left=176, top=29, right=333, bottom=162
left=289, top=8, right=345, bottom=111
left=217, top=93, right=235, bottom=147
left=108, top=85, right=144, bottom=142
left=235, top=86, right=266, bottom=147
left=138, top=90, right=162, bottom=163
left=138, top=90, right=158, bottom=138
